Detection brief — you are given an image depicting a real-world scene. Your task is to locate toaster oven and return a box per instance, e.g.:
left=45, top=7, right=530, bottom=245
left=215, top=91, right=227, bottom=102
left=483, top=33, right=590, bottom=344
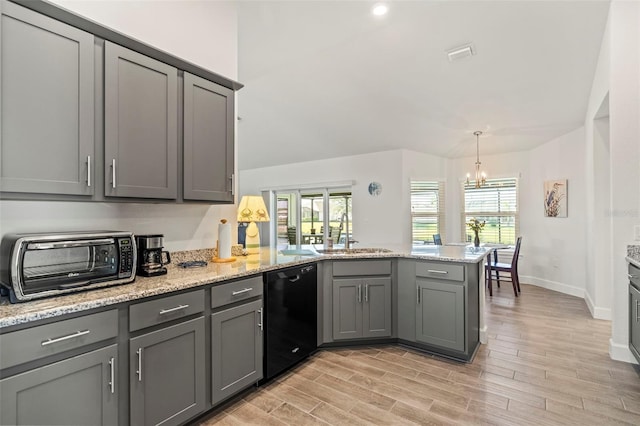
left=0, top=231, right=136, bottom=303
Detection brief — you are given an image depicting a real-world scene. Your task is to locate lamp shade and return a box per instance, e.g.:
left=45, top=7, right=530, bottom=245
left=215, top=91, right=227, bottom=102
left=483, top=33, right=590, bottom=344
left=237, top=195, right=270, bottom=223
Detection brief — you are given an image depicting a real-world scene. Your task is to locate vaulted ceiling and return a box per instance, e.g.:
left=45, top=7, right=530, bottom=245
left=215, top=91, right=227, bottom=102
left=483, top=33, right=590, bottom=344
left=237, top=0, right=610, bottom=170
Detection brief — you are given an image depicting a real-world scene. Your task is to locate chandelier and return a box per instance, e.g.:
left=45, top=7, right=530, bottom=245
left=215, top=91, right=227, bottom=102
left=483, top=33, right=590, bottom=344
left=466, top=131, right=486, bottom=188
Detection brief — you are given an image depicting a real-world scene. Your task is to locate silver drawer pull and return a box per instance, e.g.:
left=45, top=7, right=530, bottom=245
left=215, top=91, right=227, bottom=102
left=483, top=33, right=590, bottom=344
left=159, top=304, right=189, bottom=315
left=232, top=287, right=253, bottom=296
left=630, top=274, right=638, bottom=279
left=41, top=329, right=90, bottom=346
left=427, top=269, right=448, bottom=275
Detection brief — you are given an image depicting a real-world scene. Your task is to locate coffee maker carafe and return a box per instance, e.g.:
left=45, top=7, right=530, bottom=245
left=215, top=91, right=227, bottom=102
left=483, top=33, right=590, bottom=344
left=136, top=235, right=171, bottom=277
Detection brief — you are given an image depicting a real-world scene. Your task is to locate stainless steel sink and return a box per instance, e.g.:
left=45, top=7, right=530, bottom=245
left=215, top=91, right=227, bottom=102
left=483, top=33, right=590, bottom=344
left=316, top=248, right=392, bottom=254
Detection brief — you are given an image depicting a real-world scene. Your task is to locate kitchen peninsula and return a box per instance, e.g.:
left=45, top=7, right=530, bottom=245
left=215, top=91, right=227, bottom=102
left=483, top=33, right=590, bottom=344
left=0, top=245, right=490, bottom=426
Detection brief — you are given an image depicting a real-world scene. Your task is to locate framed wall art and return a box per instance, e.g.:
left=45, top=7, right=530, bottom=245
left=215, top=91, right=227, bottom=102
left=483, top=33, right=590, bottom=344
left=543, top=179, right=567, bottom=217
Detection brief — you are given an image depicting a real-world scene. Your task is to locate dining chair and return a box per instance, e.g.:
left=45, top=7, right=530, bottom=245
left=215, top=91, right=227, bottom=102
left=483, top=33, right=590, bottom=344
left=286, top=226, right=297, bottom=245
left=433, top=234, right=442, bottom=245
left=486, top=236, right=522, bottom=297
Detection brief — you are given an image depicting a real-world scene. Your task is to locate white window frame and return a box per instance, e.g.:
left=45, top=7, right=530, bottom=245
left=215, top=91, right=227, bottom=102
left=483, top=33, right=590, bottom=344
left=410, top=180, right=445, bottom=245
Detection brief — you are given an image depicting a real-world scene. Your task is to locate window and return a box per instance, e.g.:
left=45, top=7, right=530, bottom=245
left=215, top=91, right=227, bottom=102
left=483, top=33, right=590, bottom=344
left=462, top=178, right=518, bottom=244
left=273, top=188, right=352, bottom=248
left=411, top=181, right=445, bottom=245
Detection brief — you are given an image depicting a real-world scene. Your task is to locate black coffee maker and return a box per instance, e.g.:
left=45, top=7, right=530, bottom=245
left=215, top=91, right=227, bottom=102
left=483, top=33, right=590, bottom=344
left=135, top=235, right=171, bottom=277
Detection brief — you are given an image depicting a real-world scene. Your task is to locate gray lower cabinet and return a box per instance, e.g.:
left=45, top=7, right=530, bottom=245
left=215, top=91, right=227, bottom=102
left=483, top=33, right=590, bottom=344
left=0, top=0, right=94, bottom=196
left=333, top=277, right=392, bottom=340
left=211, top=299, right=263, bottom=404
left=398, top=259, right=479, bottom=361
left=104, top=41, right=178, bottom=199
left=183, top=72, right=234, bottom=202
left=416, top=279, right=465, bottom=351
left=129, top=317, right=205, bottom=426
left=0, top=344, right=118, bottom=425
left=630, top=280, right=640, bottom=362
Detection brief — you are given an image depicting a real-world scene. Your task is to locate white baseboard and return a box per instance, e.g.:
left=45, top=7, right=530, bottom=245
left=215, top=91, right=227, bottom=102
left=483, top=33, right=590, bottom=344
left=584, top=290, right=612, bottom=320
left=610, top=339, right=639, bottom=364
left=520, top=275, right=584, bottom=298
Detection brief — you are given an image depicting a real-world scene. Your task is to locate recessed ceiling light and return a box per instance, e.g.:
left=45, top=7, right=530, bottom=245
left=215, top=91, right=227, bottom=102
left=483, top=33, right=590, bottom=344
left=446, top=43, right=475, bottom=62
left=372, top=3, right=388, bottom=16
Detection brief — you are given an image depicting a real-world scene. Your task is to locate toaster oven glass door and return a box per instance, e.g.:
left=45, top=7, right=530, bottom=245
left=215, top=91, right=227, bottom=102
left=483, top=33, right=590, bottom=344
left=21, top=239, right=119, bottom=294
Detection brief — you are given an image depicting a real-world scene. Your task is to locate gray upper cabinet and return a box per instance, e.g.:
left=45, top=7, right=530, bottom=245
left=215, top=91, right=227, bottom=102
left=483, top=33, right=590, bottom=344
left=0, top=344, right=118, bottom=425
left=129, top=316, right=205, bottom=426
left=104, top=41, right=178, bottom=199
left=0, top=0, right=94, bottom=196
left=183, top=72, right=234, bottom=202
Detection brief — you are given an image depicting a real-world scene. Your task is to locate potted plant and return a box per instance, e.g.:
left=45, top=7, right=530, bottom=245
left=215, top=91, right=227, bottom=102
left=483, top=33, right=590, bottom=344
left=467, top=218, right=486, bottom=247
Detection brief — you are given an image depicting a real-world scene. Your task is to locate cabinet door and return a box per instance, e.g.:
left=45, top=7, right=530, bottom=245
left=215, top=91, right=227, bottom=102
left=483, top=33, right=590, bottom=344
left=362, top=277, right=392, bottom=338
left=104, top=41, right=177, bottom=199
left=630, top=284, right=640, bottom=360
left=130, top=317, right=205, bottom=426
left=0, top=1, right=94, bottom=195
left=332, top=278, right=363, bottom=340
left=183, top=72, right=234, bottom=202
left=211, top=299, right=263, bottom=404
left=416, top=279, right=465, bottom=352
left=0, top=344, right=117, bottom=425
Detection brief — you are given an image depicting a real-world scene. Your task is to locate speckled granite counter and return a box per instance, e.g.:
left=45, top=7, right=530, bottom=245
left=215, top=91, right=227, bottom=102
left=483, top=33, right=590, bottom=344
left=627, top=245, right=640, bottom=268
left=0, top=245, right=491, bottom=328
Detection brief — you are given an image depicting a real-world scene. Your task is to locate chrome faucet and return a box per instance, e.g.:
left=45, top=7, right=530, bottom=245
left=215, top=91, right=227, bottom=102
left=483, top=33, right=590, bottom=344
left=345, top=239, right=359, bottom=249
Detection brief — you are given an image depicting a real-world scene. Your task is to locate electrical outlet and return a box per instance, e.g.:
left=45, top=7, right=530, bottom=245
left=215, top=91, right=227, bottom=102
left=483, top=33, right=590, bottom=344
left=635, top=225, right=640, bottom=241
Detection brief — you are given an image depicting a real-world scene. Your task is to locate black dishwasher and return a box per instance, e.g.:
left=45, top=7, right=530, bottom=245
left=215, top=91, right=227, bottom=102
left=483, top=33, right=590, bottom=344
left=263, top=263, right=317, bottom=381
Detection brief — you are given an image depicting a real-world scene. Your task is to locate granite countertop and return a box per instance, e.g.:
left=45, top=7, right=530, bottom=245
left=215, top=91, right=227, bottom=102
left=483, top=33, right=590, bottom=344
left=0, top=245, right=491, bottom=329
left=627, top=245, right=640, bottom=268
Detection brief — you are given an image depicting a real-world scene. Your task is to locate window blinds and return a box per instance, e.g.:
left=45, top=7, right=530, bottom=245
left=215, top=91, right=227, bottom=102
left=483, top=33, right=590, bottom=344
left=410, top=181, right=445, bottom=244
left=462, top=178, right=519, bottom=244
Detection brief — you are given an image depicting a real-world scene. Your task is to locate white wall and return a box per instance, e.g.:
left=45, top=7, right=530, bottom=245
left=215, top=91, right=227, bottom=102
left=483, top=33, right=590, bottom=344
left=239, top=149, right=446, bottom=249
left=49, top=0, right=238, bottom=79
left=448, top=129, right=588, bottom=298
left=605, top=0, right=640, bottom=363
left=0, top=0, right=239, bottom=253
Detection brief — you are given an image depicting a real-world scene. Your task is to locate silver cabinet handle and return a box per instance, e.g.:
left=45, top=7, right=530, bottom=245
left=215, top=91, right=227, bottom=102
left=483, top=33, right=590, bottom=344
left=232, top=287, right=253, bottom=296
left=417, top=286, right=421, bottom=304
left=41, top=329, right=90, bottom=346
left=229, top=174, right=235, bottom=196
left=427, top=269, right=448, bottom=275
left=159, top=304, right=189, bottom=315
left=136, top=348, right=143, bottom=382
left=357, top=284, right=362, bottom=303
left=258, top=308, right=263, bottom=331
left=636, top=300, right=640, bottom=323
left=108, top=357, right=115, bottom=394
left=365, top=284, right=369, bottom=302
left=111, top=159, right=116, bottom=188
left=86, top=155, right=91, bottom=187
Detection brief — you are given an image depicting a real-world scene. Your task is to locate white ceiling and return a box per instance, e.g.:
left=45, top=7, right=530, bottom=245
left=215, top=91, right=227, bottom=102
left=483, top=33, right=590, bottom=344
left=237, top=0, right=610, bottom=170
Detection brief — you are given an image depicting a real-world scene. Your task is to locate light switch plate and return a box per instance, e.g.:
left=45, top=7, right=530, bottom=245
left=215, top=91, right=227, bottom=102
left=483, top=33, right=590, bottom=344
left=635, top=225, right=640, bottom=241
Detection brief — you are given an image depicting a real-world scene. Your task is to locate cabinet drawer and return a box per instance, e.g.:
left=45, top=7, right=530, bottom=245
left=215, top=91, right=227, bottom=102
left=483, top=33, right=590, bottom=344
left=129, top=289, right=204, bottom=332
left=0, top=310, right=118, bottom=370
left=211, top=276, right=263, bottom=309
left=415, top=261, right=465, bottom=282
left=332, top=260, right=392, bottom=277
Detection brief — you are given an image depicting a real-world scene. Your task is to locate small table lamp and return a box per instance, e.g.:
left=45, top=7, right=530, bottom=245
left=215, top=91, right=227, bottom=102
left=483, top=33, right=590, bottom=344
left=237, top=195, right=270, bottom=254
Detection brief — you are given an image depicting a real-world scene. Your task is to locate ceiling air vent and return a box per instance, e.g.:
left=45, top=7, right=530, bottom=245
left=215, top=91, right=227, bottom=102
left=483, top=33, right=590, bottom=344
left=446, top=44, right=475, bottom=62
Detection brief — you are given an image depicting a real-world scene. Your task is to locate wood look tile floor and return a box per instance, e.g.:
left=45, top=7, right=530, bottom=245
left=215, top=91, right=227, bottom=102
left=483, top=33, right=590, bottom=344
left=195, top=284, right=640, bottom=425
